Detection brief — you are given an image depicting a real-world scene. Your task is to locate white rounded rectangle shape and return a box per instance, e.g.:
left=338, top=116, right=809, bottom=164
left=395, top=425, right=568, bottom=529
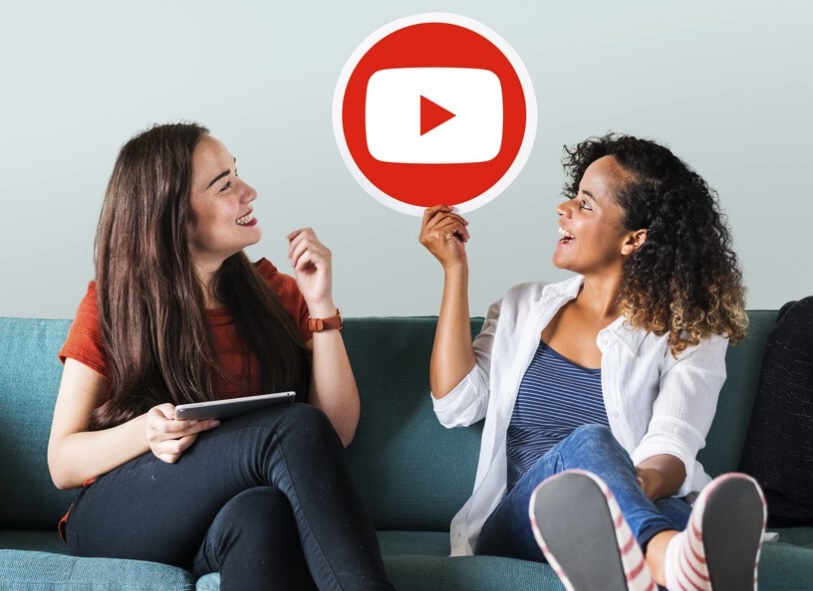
left=174, top=391, right=296, bottom=421
left=365, top=67, right=503, bottom=164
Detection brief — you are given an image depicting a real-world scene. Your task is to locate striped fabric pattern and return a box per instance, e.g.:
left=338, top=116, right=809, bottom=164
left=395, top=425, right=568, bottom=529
left=507, top=341, right=607, bottom=490
left=667, top=473, right=767, bottom=591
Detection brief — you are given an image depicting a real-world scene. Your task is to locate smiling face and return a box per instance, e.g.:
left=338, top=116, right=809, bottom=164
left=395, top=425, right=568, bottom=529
left=553, top=155, right=644, bottom=278
left=188, top=135, right=260, bottom=272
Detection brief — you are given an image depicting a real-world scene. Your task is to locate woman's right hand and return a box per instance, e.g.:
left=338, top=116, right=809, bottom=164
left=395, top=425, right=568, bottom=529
left=419, top=205, right=470, bottom=270
left=146, top=403, right=219, bottom=464
left=419, top=206, right=477, bottom=398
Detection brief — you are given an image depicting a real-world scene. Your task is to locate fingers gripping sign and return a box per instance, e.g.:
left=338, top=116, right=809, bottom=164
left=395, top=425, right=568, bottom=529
left=419, top=205, right=471, bottom=269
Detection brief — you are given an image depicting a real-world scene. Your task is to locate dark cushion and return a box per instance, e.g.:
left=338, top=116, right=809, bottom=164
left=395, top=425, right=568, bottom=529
left=739, top=299, right=813, bottom=525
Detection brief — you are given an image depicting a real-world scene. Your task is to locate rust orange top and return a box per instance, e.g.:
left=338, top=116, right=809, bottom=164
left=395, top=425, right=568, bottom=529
left=58, top=258, right=313, bottom=399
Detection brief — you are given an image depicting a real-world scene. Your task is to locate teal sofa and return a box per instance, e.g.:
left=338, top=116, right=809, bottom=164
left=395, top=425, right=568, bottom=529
left=1, top=313, right=812, bottom=590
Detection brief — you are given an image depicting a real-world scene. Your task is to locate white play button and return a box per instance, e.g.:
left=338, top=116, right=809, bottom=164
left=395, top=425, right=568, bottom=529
left=365, top=67, right=504, bottom=164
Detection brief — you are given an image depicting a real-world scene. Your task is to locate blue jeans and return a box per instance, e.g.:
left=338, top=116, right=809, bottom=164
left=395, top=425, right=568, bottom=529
left=64, top=403, right=394, bottom=591
left=475, top=424, right=691, bottom=561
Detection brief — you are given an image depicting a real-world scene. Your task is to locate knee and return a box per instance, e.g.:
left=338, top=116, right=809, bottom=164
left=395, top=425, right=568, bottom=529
left=207, top=488, right=295, bottom=557
left=559, top=424, right=633, bottom=470
left=248, top=402, right=335, bottom=439
left=274, top=403, right=344, bottom=455
left=565, top=424, right=622, bottom=456
left=233, top=403, right=343, bottom=464
left=286, top=403, right=335, bottom=438
left=229, top=487, right=292, bottom=524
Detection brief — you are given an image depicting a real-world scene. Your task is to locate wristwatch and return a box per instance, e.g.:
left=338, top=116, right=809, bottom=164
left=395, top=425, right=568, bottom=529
left=307, top=309, right=343, bottom=332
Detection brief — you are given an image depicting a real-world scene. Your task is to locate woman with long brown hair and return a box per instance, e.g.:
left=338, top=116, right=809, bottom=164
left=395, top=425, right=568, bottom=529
left=419, top=133, right=766, bottom=591
left=48, top=122, right=394, bottom=591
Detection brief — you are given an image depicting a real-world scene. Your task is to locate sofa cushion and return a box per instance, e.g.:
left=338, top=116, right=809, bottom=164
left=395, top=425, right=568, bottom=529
left=194, top=556, right=563, bottom=591
left=342, top=317, right=484, bottom=531
left=378, top=529, right=451, bottom=556
left=758, top=541, right=813, bottom=589
left=769, top=527, right=813, bottom=548
left=695, top=310, right=776, bottom=477
left=0, top=317, right=76, bottom=530
left=380, top=554, right=562, bottom=591
left=0, top=550, right=195, bottom=591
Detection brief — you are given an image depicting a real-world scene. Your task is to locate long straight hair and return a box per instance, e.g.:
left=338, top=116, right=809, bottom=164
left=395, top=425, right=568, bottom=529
left=92, top=123, right=307, bottom=429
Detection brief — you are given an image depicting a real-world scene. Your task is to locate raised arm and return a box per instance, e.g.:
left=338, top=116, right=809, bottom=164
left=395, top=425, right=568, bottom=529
left=418, top=205, right=476, bottom=398
left=287, top=227, right=359, bottom=447
left=48, top=359, right=220, bottom=490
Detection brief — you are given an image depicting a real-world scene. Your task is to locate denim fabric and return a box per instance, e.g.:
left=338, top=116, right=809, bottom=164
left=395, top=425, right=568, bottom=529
left=475, top=424, right=691, bottom=561
left=64, top=403, right=394, bottom=591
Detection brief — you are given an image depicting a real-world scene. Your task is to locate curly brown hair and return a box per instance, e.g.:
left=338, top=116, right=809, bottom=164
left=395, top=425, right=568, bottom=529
left=562, top=133, right=748, bottom=356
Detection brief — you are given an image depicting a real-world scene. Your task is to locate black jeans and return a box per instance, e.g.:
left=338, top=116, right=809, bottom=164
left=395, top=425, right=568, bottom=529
left=65, top=403, right=394, bottom=591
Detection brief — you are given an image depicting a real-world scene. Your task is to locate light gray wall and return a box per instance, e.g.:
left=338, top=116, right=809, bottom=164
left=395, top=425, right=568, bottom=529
left=2, top=0, right=811, bottom=319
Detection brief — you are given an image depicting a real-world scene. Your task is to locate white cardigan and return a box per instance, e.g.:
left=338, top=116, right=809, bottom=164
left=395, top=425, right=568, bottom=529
left=432, top=275, right=728, bottom=556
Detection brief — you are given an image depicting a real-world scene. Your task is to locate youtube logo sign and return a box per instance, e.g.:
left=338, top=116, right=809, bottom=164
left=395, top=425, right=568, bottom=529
left=366, top=67, right=503, bottom=164
left=420, top=96, right=456, bottom=137
left=334, top=13, right=537, bottom=215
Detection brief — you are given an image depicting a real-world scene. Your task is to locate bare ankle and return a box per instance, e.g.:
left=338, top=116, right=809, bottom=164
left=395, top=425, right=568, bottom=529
left=644, top=529, right=679, bottom=585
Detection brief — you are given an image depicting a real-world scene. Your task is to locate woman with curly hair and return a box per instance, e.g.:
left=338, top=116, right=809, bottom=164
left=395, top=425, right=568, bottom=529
left=419, top=133, right=766, bottom=591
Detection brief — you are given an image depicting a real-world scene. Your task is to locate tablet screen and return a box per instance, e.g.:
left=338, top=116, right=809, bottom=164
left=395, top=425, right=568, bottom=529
left=174, top=391, right=296, bottom=421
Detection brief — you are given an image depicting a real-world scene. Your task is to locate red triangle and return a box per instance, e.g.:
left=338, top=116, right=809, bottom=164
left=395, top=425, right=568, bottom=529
left=420, top=95, right=456, bottom=136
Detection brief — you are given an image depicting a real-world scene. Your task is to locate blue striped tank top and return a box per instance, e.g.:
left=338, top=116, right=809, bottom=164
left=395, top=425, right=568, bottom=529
left=506, top=340, right=608, bottom=491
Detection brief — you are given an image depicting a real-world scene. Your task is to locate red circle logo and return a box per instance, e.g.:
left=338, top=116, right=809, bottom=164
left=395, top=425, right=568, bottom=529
left=333, top=13, right=537, bottom=215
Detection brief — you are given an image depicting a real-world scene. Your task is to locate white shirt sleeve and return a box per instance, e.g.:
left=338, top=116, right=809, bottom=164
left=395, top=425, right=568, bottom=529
left=432, top=297, right=503, bottom=428
left=631, top=335, right=729, bottom=496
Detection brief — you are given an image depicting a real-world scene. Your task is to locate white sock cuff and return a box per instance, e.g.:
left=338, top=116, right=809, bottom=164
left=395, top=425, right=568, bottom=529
left=664, top=531, right=685, bottom=590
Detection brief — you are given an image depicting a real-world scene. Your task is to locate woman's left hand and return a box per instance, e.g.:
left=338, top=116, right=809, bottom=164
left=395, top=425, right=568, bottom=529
left=287, top=227, right=359, bottom=446
left=636, top=455, right=686, bottom=501
left=636, top=466, right=661, bottom=500
left=287, top=227, right=335, bottom=315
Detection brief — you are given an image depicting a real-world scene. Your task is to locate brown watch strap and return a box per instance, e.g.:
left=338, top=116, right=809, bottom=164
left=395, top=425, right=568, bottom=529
left=307, top=309, right=342, bottom=332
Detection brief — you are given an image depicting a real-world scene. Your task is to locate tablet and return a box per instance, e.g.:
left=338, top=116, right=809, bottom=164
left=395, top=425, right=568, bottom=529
left=174, top=391, right=296, bottom=421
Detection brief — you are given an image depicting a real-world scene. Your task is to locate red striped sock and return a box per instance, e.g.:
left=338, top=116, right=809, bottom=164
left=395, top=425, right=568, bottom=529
left=664, top=473, right=764, bottom=591
left=665, top=525, right=711, bottom=591
left=599, top=477, right=657, bottom=591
